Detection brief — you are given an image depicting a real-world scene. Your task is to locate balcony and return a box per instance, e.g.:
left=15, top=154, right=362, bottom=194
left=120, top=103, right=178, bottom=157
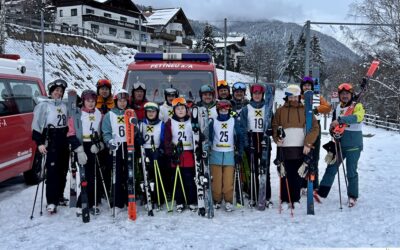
left=82, top=14, right=154, bottom=33
left=151, top=32, right=176, bottom=42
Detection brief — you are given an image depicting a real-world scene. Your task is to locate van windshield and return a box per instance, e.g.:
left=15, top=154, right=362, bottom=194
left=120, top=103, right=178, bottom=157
left=126, top=70, right=215, bottom=103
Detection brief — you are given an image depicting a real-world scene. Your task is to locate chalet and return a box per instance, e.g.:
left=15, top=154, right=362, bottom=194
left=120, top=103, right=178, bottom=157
left=54, top=0, right=158, bottom=51
left=214, top=37, right=246, bottom=71
left=143, top=7, right=195, bottom=53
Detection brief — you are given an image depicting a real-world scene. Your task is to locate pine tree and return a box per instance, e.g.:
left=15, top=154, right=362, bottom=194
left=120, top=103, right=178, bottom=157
left=311, top=34, right=324, bottom=68
left=201, top=24, right=216, bottom=58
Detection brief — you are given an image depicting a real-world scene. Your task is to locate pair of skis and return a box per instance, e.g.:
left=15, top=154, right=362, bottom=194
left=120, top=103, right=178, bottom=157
left=192, top=106, right=214, bottom=218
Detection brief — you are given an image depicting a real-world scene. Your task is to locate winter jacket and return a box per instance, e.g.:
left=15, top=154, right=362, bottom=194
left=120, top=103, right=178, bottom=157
left=209, top=114, right=244, bottom=166
left=240, top=99, right=268, bottom=149
left=272, top=100, right=319, bottom=160
left=333, top=102, right=365, bottom=150
left=96, top=95, right=115, bottom=115
left=231, top=98, right=249, bottom=115
left=131, top=99, right=148, bottom=121
left=101, top=107, right=126, bottom=144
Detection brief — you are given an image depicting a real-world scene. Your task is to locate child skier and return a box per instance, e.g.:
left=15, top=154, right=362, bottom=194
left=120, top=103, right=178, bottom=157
left=240, top=83, right=274, bottom=207
left=96, top=79, right=114, bottom=115
left=140, top=102, right=169, bottom=209
left=102, top=89, right=132, bottom=210
left=67, top=90, right=104, bottom=215
left=209, top=100, right=244, bottom=211
left=164, top=97, right=197, bottom=212
left=271, top=84, right=319, bottom=209
left=31, top=79, right=69, bottom=213
left=159, top=87, right=179, bottom=122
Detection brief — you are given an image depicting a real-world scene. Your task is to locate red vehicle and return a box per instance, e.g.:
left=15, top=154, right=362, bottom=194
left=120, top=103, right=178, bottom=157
left=0, top=54, right=47, bottom=184
left=123, top=53, right=218, bottom=103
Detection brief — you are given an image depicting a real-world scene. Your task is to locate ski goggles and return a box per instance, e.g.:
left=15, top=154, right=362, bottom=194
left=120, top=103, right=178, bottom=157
left=217, top=80, right=228, bottom=87
left=338, top=83, right=353, bottom=93
left=232, top=82, right=246, bottom=91
left=172, top=97, right=187, bottom=107
left=133, top=81, right=146, bottom=91
left=97, top=79, right=111, bottom=88
left=216, top=100, right=232, bottom=110
left=115, top=92, right=129, bottom=100
left=48, top=79, right=68, bottom=91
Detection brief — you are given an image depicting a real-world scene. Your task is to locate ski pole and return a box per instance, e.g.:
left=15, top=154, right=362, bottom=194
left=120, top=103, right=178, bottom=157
left=95, top=156, right=111, bottom=210
left=154, top=160, right=170, bottom=211
left=40, top=157, right=47, bottom=216
left=30, top=152, right=46, bottom=219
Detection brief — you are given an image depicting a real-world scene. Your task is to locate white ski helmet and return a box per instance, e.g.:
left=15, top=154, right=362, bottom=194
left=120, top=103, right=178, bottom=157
left=284, top=84, right=301, bottom=97
left=113, top=88, right=129, bottom=100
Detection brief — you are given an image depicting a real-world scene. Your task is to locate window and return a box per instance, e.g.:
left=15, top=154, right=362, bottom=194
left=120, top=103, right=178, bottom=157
left=109, top=28, right=117, bottom=36
left=104, top=13, right=111, bottom=18
left=71, top=24, right=78, bottom=33
left=0, top=80, right=41, bottom=116
left=86, top=8, right=94, bottom=14
left=135, top=20, right=138, bottom=24
left=71, top=9, right=77, bottom=16
left=91, top=24, right=99, bottom=33
left=59, top=10, right=63, bottom=17
left=120, top=16, right=127, bottom=22
left=124, top=31, right=132, bottom=39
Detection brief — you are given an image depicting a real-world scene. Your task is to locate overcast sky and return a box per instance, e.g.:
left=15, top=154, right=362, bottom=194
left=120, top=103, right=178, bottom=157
left=134, top=0, right=355, bottom=25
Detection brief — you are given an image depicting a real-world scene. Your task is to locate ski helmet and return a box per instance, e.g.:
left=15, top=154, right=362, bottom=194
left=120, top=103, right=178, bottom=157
left=284, top=84, right=301, bottom=97
left=300, top=76, right=314, bottom=93
left=232, top=82, right=246, bottom=93
left=199, top=84, right=215, bottom=98
left=113, top=88, right=129, bottom=100
left=164, top=87, right=179, bottom=101
left=48, top=79, right=67, bottom=95
left=250, top=83, right=265, bottom=94
left=81, top=89, right=97, bottom=102
left=217, top=80, right=229, bottom=90
left=144, top=102, right=159, bottom=112
left=96, top=79, right=112, bottom=94
left=338, top=83, right=354, bottom=94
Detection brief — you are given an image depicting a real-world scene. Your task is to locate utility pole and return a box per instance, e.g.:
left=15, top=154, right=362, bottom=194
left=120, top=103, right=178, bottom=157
left=41, top=0, right=45, bottom=84
left=138, top=17, right=142, bottom=52
left=224, top=17, right=227, bottom=81
left=304, top=20, right=311, bottom=77
left=0, top=0, right=6, bottom=54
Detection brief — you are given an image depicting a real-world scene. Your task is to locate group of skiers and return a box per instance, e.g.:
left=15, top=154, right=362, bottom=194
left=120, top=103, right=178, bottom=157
left=31, top=76, right=365, bottom=218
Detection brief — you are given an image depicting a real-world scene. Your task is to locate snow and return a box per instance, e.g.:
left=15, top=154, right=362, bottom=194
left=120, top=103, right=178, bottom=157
left=144, top=8, right=181, bottom=26
left=1, top=122, right=399, bottom=249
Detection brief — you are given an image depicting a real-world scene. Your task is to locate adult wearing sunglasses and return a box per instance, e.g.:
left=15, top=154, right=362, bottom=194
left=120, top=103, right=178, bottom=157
left=230, top=82, right=249, bottom=115
left=130, top=81, right=148, bottom=121
left=217, top=80, right=232, bottom=101
left=31, top=79, right=69, bottom=213
left=96, top=79, right=114, bottom=115
left=315, top=83, right=365, bottom=208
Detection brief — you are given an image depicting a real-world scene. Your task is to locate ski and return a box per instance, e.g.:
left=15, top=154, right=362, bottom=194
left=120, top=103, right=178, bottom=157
left=125, top=109, right=137, bottom=221
left=68, top=90, right=90, bottom=223
left=304, top=90, right=315, bottom=215
left=67, top=91, right=78, bottom=208
left=191, top=106, right=206, bottom=216
left=140, top=124, right=154, bottom=216
left=199, top=107, right=214, bottom=218
left=257, top=83, right=275, bottom=210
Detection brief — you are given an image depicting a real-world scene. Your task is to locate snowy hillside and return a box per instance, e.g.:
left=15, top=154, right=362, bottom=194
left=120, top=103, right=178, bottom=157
left=0, top=125, right=399, bottom=249
left=5, top=34, right=253, bottom=94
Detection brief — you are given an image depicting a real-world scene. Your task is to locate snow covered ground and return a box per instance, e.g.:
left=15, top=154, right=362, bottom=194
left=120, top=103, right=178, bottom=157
left=0, top=125, right=399, bottom=249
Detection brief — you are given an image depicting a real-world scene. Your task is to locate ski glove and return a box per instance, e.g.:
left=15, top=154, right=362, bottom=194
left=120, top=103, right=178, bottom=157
left=90, top=142, right=104, bottom=154
left=107, top=139, right=118, bottom=151
left=74, top=146, right=87, bottom=165
left=277, top=163, right=286, bottom=177
left=298, top=162, right=309, bottom=178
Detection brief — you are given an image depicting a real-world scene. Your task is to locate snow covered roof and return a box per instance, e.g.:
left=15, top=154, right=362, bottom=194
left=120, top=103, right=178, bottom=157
left=215, top=42, right=242, bottom=52
left=144, top=8, right=195, bottom=36
left=214, top=37, right=246, bottom=46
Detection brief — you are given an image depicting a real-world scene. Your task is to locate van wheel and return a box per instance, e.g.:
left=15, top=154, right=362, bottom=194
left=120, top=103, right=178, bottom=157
left=23, top=151, right=44, bottom=185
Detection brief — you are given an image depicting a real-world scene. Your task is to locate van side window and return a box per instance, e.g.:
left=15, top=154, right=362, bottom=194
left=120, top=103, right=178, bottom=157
left=0, top=81, right=14, bottom=116
left=9, top=81, right=41, bottom=114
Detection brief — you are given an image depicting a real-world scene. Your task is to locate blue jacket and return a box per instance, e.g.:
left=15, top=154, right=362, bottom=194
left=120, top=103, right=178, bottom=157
left=209, top=114, right=244, bottom=166
left=102, top=107, right=126, bottom=144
